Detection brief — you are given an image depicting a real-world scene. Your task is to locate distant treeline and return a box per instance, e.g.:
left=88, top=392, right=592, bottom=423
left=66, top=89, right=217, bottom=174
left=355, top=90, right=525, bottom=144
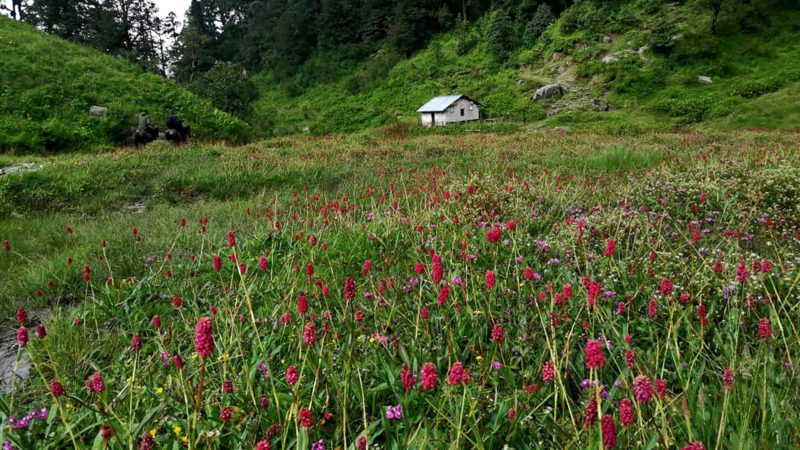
left=2, top=0, right=569, bottom=80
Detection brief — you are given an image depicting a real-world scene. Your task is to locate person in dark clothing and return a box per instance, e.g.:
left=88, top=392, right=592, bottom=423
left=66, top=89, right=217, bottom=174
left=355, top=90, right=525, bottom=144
left=166, top=110, right=189, bottom=141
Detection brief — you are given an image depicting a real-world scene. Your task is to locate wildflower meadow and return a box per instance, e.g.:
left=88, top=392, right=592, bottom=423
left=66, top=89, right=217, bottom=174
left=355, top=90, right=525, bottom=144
left=1, top=132, right=799, bottom=449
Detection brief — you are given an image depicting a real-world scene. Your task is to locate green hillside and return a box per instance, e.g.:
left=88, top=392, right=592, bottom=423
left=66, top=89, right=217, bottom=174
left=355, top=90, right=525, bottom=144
left=0, top=17, right=249, bottom=153
left=253, top=0, right=800, bottom=135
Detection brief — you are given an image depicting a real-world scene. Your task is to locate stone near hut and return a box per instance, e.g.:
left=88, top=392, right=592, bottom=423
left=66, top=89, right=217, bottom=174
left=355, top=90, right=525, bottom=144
left=89, top=105, right=108, bottom=117
left=531, top=84, right=565, bottom=101
left=602, top=35, right=613, bottom=44
left=698, top=76, right=713, bottom=84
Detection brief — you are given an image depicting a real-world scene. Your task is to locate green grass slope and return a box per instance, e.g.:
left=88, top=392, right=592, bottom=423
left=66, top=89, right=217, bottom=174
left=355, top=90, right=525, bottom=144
left=253, top=0, right=800, bottom=135
left=0, top=17, right=249, bottom=153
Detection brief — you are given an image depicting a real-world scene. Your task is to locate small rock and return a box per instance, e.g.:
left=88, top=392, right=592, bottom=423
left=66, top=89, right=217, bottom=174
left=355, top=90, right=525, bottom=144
left=551, top=126, right=570, bottom=133
left=0, top=163, right=40, bottom=177
left=89, top=105, right=108, bottom=117
left=602, top=35, right=613, bottom=44
left=698, top=76, right=713, bottom=84
left=602, top=54, right=619, bottom=64
left=125, top=202, right=146, bottom=214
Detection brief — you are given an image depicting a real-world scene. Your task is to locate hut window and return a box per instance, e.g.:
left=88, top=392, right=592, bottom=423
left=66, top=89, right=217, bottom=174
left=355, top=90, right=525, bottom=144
left=460, top=108, right=465, bottom=116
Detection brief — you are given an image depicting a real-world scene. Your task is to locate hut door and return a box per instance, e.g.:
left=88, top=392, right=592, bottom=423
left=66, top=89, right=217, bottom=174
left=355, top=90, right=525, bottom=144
left=430, top=113, right=435, bottom=125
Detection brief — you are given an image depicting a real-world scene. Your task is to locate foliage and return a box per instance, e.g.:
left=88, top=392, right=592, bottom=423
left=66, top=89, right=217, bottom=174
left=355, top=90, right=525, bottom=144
left=0, top=17, right=249, bottom=153
left=523, top=4, right=555, bottom=45
left=189, top=62, right=256, bottom=120
left=485, top=9, right=516, bottom=62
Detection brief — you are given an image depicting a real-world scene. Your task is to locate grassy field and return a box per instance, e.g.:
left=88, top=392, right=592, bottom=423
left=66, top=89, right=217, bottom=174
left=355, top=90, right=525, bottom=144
left=1, top=130, right=799, bottom=449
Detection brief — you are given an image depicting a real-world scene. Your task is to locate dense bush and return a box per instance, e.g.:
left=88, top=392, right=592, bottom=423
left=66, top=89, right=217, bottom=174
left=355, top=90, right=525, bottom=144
left=731, top=80, right=783, bottom=98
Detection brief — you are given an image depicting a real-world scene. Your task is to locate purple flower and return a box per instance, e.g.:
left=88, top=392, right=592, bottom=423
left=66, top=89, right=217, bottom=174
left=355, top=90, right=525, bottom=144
left=311, top=439, right=326, bottom=450
left=386, top=404, right=403, bottom=420
left=492, top=361, right=503, bottom=370
left=4, top=439, right=13, bottom=450
left=258, top=362, right=270, bottom=379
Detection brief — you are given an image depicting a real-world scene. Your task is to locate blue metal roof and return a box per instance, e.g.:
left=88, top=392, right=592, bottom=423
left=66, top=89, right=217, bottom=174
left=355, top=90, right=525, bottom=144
left=416, top=94, right=479, bottom=113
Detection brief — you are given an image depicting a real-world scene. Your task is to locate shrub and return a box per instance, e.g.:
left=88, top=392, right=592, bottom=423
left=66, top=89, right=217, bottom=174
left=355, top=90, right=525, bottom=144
left=653, top=96, right=715, bottom=123
left=731, top=80, right=782, bottom=98
left=647, top=18, right=677, bottom=54
left=189, top=62, right=257, bottom=120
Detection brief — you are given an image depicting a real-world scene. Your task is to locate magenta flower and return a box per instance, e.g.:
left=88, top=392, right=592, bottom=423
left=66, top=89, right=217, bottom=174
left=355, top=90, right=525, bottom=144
left=601, top=414, right=616, bottom=449
left=542, top=360, right=555, bottom=382
left=420, top=362, right=437, bottom=390
left=619, top=398, right=634, bottom=427
left=194, top=316, right=214, bottom=359
left=633, top=375, right=652, bottom=403
left=585, top=339, right=606, bottom=369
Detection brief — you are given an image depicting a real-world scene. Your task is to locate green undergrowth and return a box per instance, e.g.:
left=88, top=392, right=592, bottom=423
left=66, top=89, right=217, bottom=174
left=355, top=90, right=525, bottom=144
left=0, top=17, right=250, bottom=153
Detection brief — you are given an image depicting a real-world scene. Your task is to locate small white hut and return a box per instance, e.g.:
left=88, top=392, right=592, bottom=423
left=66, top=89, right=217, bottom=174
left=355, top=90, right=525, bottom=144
left=416, top=94, right=481, bottom=126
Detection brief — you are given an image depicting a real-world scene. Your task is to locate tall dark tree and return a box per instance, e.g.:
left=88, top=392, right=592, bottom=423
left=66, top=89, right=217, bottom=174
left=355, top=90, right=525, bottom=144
left=25, top=0, right=84, bottom=40
left=486, top=8, right=515, bottom=61
left=710, top=0, right=725, bottom=34
left=0, top=0, right=28, bottom=20
left=523, top=3, right=554, bottom=44
left=172, top=0, right=219, bottom=81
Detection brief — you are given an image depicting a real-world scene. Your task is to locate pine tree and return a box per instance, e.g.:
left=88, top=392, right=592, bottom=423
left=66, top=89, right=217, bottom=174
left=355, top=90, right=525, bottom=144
left=486, top=8, right=515, bottom=61
left=523, top=3, right=554, bottom=45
